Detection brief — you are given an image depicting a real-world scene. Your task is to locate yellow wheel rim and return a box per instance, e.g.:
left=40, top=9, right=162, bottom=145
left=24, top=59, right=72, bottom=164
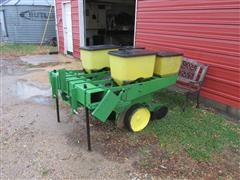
left=130, top=108, right=150, bottom=132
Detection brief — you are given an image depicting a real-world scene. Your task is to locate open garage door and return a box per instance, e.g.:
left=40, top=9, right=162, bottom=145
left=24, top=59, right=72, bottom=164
left=84, top=0, right=136, bottom=46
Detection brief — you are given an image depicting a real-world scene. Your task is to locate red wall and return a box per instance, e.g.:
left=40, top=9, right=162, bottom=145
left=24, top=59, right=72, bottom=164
left=71, top=0, right=80, bottom=58
left=55, top=0, right=64, bottom=54
left=135, top=0, right=240, bottom=108
left=55, top=0, right=80, bottom=58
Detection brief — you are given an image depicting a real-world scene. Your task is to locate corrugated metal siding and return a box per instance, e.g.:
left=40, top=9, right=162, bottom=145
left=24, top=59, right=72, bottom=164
left=56, top=0, right=64, bottom=54
left=1, top=5, right=56, bottom=43
left=135, top=0, right=240, bottom=108
left=71, top=0, right=80, bottom=58
left=55, top=0, right=80, bottom=58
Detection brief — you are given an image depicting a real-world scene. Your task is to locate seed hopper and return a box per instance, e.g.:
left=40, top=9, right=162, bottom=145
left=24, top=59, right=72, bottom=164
left=49, top=46, right=183, bottom=151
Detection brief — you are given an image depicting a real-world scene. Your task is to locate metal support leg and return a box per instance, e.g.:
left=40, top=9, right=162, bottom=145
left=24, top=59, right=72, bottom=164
left=56, top=97, right=60, bottom=123
left=196, top=91, right=200, bottom=108
left=182, top=92, right=189, bottom=112
left=85, top=108, right=92, bottom=151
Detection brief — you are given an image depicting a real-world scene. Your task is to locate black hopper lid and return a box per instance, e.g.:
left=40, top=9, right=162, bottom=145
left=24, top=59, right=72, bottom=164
left=80, top=45, right=120, bottom=51
left=109, top=49, right=156, bottom=58
left=157, top=51, right=183, bottom=57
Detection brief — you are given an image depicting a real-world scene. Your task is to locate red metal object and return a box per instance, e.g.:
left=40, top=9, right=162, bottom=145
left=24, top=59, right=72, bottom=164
left=55, top=0, right=80, bottom=58
left=135, top=0, right=240, bottom=108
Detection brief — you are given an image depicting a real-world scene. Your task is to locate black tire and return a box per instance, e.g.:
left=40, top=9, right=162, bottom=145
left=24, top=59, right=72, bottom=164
left=151, top=106, right=168, bottom=121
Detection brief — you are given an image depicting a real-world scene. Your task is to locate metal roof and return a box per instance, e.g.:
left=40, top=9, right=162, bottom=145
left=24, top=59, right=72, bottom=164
left=0, top=0, right=8, bottom=5
left=1, top=0, right=54, bottom=6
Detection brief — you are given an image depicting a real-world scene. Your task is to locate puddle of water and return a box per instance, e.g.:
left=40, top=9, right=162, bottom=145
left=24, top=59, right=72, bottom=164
left=15, top=80, right=51, bottom=105
left=0, top=59, right=27, bottom=76
left=29, top=96, right=51, bottom=105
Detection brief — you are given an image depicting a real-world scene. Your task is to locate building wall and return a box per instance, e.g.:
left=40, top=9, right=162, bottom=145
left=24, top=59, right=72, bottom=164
left=1, top=5, right=56, bottom=43
left=71, top=0, right=80, bottom=58
left=55, top=0, right=64, bottom=54
left=135, top=0, right=240, bottom=108
left=55, top=0, right=80, bottom=58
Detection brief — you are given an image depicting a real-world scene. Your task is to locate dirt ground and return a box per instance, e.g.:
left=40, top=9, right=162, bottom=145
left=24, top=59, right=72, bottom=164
left=1, top=55, right=239, bottom=179
left=0, top=55, right=139, bottom=179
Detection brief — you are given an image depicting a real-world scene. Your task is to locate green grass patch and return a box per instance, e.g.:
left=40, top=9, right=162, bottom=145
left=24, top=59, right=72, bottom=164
left=145, top=90, right=240, bottom=160
left=0, top=43, right=57, bottom=58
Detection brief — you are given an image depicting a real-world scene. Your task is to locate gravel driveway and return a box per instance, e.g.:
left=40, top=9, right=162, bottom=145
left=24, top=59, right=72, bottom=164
left=0, top=56, right=138, bottom=179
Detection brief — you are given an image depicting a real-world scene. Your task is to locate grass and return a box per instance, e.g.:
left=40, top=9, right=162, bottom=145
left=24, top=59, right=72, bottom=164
left=144, top=90, right=240, bottom=160
left=0, top=43, right=57, bottom=58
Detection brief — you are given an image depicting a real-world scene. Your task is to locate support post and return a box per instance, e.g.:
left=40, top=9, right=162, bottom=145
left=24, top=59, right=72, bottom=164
left=56, top=96, right=60, bottom=123
left=183, top=92, right=189, bottom=112
left=85, top=108, right=91, bottom=151
left=84, top=83, right=91, bottom=151
left=196, top=91, right=200, bottom=108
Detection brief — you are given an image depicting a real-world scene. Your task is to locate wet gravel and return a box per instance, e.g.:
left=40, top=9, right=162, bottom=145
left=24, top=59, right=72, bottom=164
left=0, top=57, right=135, bottom=179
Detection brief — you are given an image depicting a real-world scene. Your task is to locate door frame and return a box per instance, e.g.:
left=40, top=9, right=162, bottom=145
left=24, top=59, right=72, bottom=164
left=62, top=1, right=73, bottom=54
left=79, top=0, right=137, bottom=47
left=53, top=0, right=59, bottom=52
left=79, top=0, right=86, bottom=47
left=133, top=0, right=138, bottom=47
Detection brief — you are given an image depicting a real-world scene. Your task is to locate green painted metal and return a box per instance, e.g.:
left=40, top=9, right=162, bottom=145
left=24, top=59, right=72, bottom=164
left=49, top=70, right=59, bottom=98
left=49, top=69, right=177, bottom=123
left=92, top=90, right=120, bottom=122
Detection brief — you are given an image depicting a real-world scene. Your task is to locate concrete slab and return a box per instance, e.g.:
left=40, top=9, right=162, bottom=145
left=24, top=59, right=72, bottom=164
left=20, top=54, right=74, bottom=65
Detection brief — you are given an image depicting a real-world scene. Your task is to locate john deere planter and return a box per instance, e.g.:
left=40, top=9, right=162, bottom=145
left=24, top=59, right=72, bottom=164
left=49, top=47, right=182, bottom=151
